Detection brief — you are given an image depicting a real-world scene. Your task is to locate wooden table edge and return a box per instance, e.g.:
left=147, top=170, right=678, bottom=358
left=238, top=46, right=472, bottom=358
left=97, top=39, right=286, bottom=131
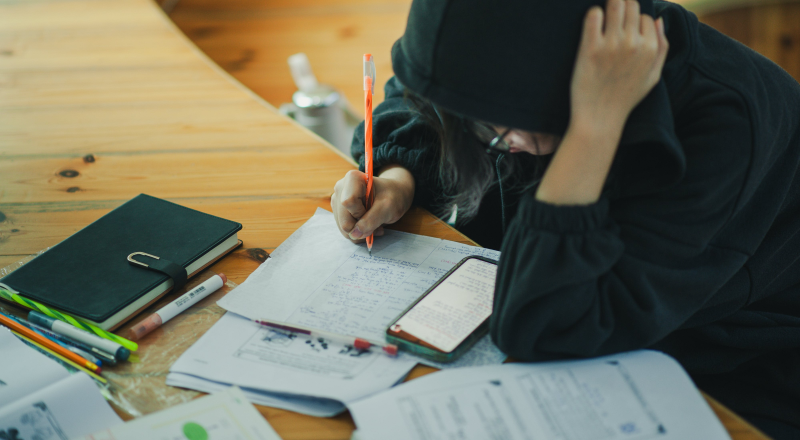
left=152, top=2, right=359, bottom=169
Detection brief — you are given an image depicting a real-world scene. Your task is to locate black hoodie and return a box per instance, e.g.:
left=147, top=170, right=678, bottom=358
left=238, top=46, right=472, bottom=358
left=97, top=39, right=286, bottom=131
left=351, top=0, right=800, bottom=435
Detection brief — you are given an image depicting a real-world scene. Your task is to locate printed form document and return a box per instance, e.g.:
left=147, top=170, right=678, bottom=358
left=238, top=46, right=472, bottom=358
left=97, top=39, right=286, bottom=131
left=350, top=350, right=732, bottom=440
left=170, top=209, right=505, bottom=416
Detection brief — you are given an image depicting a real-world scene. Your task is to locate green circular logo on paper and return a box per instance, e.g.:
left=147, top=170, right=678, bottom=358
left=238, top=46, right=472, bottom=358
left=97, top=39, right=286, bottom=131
left=182, top=422, right=208, bottom=440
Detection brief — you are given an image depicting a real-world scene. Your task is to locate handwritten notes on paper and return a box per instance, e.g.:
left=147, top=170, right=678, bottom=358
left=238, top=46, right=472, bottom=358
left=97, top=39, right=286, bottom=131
left=218, top=209, right=501, bottom=344
left=172, top=210, right=505, bottom=416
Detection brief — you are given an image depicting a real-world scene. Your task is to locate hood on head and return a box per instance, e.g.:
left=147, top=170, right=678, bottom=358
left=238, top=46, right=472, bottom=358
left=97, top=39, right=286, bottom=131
left=393, top=0, right=654, bottom=134
left=392, top=0, right=686, bottom=193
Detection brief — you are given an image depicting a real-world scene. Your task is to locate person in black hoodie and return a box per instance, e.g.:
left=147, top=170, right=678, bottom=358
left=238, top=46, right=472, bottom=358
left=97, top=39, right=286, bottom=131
left=329, top=0, right=800, bottom=436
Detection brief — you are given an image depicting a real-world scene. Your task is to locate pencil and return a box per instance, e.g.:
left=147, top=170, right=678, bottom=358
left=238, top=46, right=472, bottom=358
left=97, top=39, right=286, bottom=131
left=0, top=313, right=100, bottom=372
left=0, top=288, right=138, bottom=352
left=363, top=54, right=375, bottom=256
left=11, top=329, right=107, bottom=384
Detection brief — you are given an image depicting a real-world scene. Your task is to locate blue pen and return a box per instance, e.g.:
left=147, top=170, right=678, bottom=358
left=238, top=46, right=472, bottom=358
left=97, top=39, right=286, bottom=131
left=24, top=319, right=117, bottom=365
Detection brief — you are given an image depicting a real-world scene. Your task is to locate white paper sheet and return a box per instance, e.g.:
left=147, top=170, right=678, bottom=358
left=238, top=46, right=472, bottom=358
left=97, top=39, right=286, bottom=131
left=349, top=350, right=732, bottom=440
left=172, top=210, right=508, bottom=415
left=413, top=334, right=507, bottom=370
left=83, top=386, right=281, bottom=440
left=166, top=373, right=346, bottom=417
left=167, top=335, right=506, bottom=418
left=0, top=373, right=121, bottom=440
left=0, top=327, right=70, bottom=407
left=169, top=312, right=418, bottom=413
left=218, top=209, right=506, bottom=364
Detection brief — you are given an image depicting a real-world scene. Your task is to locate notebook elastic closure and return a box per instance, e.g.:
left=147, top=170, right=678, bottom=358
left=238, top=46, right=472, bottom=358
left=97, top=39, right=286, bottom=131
left=127, top=252, right=188, bottom=292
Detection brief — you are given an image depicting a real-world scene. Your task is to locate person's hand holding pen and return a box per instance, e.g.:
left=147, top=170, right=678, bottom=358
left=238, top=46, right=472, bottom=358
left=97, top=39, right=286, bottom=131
left=331, top=164, right=415, bottom=244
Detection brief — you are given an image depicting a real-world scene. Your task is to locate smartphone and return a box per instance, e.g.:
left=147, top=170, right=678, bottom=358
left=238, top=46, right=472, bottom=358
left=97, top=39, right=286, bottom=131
left=386, top=255, right=498, bottom=363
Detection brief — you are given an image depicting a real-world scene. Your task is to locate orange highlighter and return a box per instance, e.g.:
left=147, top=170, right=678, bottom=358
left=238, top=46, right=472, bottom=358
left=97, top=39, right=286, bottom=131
left=363, top=54, right=376, bottom=256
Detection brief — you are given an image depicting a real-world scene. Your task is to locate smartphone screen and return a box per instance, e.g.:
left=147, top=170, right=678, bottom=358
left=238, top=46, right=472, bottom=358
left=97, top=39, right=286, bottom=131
left=389, top=257, right=497, bottom=354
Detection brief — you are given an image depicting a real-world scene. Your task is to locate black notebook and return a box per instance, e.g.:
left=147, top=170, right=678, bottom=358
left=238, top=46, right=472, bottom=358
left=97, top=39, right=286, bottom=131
left=0, top=194, right=242, bottom=330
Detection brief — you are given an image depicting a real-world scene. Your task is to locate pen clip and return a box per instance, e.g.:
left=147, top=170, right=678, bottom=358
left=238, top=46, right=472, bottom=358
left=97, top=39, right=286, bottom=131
left=363, top=54, right=375, bottom=95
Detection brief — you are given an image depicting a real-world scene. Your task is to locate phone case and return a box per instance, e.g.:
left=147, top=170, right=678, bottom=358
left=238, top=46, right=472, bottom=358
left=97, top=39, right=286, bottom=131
left=385, top=255, right=498, bottom=363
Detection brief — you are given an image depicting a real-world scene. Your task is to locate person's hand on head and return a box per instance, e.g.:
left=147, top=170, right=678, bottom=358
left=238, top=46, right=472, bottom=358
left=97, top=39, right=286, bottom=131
left=330, top=165, right=416, bottom=243
left=570, top=0, right=669, bottom=130
left=536, top=0, right=669, bottom=205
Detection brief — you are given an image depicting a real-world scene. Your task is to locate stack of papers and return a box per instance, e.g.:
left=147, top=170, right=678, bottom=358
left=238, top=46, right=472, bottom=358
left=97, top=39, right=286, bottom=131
left=164, top=210, right=736, bottom=439
left=168, top=209, right=506, bottom=415
left=350, top=350, right=733, bottom=440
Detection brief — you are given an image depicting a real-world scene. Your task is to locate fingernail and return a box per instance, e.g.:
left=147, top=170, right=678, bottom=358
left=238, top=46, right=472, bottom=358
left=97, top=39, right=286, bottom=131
left=350, top=227, right=363, bottom=239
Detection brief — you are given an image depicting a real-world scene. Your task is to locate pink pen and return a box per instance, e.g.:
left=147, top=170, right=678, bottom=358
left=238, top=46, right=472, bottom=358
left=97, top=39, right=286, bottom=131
left=129, top=273, right=227, bottom=341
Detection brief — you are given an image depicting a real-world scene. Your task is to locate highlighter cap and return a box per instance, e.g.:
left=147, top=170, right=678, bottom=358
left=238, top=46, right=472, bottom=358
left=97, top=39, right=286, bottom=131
left=128, top=313, right=162, bottom=342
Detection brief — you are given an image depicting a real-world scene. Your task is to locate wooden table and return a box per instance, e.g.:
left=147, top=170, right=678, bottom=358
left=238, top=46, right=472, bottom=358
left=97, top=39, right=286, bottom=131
left=0, top=0, right=769, bottom=438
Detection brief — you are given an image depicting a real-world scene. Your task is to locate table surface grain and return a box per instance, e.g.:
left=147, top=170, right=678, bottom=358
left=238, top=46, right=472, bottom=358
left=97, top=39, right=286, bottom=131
left=0, top=0, right=770, bottom=438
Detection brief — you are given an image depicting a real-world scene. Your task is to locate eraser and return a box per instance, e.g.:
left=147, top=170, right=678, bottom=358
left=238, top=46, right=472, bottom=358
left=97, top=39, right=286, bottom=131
left=218, top=273, right=227, bottom=284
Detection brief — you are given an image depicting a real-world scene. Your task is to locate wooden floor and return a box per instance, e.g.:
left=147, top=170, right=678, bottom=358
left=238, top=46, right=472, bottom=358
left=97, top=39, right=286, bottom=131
left=167, top=0, right=800, bottom=116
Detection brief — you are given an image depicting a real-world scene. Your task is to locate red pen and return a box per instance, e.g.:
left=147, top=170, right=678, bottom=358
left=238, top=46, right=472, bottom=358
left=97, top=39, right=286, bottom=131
left=364, top=54, right=376, bottom=256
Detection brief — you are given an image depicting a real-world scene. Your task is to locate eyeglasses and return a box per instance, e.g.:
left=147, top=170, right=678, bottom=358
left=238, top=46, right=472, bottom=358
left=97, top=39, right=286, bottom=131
left=473, top=123, right=512, bottom=154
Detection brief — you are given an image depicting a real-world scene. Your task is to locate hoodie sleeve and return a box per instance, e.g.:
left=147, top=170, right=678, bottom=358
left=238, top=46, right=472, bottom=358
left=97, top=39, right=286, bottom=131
left=351, top=76, right=444, bottom=210
left=489, top=90, right=754, bottom=361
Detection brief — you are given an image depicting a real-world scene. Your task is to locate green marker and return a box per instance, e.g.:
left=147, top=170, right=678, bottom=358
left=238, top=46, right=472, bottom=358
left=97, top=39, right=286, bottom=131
left=0, top=288, right=138, bottom=352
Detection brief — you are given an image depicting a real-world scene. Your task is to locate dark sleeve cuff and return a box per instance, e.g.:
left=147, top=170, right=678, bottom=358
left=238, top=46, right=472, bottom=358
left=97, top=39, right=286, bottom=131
left=516, top=194, right=610, bottom=233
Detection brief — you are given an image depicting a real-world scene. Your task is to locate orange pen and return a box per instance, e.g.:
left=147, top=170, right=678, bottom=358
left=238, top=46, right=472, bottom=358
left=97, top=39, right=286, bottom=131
left=363, top=54, right=376, bottom=256
left=0, top=312, right=100, bottom=372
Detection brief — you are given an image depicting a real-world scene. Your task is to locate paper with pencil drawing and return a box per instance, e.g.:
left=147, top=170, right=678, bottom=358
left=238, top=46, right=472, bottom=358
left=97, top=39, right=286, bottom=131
left=169, top=311, right=417, bottom=415
left=0, top=328, right=122, bottom=440
left=217, top=208, right=505, bottom=367
left=0, top=373, right=121, bottom=440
